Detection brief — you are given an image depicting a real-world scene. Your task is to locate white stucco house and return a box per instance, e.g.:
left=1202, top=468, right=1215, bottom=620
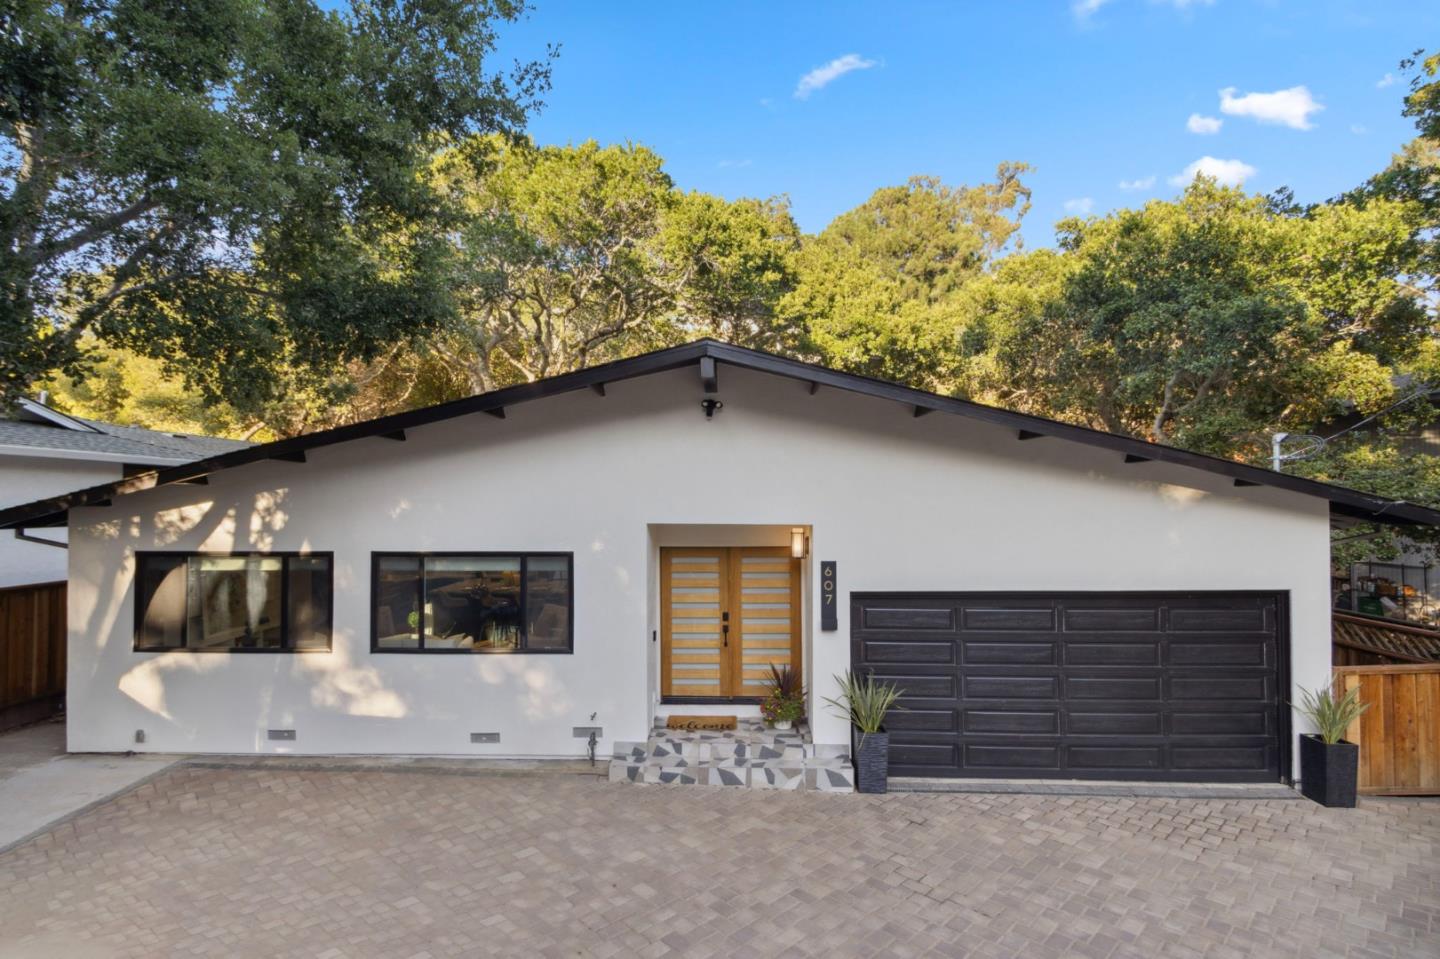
left=2, top=341, right=1435, bottom=784
left=0, top=398, right=249, bottom=588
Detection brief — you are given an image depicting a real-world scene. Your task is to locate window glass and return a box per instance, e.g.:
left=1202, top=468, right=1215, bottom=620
left=423, top=556, right=521, bottom=650
left=133, top=553, right=332, bottom=651
left=137, top=555, right=187, bottom=649
left=375, top=556, right=421, bottom=649
left=287, top=556, right=333, bottom=650
left=187, top=556, right=284, bottom=649
left=525, top=556, right=571, bottom=650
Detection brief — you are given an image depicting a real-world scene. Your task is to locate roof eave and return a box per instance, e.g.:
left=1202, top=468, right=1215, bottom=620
left=3, top=338, right=1438, bottom=531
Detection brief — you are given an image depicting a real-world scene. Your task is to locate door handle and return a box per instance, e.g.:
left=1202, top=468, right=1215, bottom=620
left=722, top=611, right=729, bottom=647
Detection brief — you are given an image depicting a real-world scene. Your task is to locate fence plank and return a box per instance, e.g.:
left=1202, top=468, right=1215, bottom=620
left=0, top=581, right=67, bottom=730
left=1334, top=664, right=1440, bottom=796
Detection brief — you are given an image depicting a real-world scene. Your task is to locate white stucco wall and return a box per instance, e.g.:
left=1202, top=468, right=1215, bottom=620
left=67, top=365, right=1332, bottom=776
left=0, top=455, right=122, bottom=588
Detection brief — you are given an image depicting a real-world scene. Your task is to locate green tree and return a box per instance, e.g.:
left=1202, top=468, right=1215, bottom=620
left=783, top=164, right=1032, bottom=389
left=0, top=0, right=551, bottom=413
left=956, top=180, right=1427, bottom=456
left=429, top=137, right=802, bottom=392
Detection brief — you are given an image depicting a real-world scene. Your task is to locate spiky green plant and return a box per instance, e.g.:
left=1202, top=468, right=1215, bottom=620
left=1295, top=684, right=1369, bottom=745
left=823, top=671, right=904, bottom=743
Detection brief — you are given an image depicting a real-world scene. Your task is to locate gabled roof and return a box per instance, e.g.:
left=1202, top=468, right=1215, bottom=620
left=1333, top=612, right=1440, bottom=664
left=0, top=398, right=250, bottom=465
left=2, top=339, right=1438, bottom=530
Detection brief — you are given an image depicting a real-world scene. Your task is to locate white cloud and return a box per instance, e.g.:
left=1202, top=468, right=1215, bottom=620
left=716, top=158, right=753, bottom=169
left=794, top=54, right=877, bottom=100
left=1376, top=73, right=1396, bottom=89
left=1169, top=156, right=1257, bottom=187
left=1118, top=175, right=1157, bottom=191
left=1186, top=113, right=1223, bottom=134
left=1063, top=197, right=1096, bottom=215
left=1350, top=124, right=1368, bottom=136
left=1072, top=0, right=1112, bottom=17
left=1218, top=85, right=1323, bottom=130
left=1075, top=0, right=1209, bottom=19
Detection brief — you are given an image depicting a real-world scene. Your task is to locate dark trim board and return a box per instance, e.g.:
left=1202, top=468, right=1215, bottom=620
left=1, top=339, right=1436, bottom=532
left=851, top=590, right=1292, bottom=784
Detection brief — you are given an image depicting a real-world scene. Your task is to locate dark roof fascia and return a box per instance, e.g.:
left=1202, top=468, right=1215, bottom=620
left=3, top=338, right=1439, bottom=530
left=699, top=342, right=1440, bottom=528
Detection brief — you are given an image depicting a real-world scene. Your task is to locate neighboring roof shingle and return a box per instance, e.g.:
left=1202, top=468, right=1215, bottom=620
left=1333, top=612, right=1440, bottom=664
left=0, top=408, right=249, bottom=462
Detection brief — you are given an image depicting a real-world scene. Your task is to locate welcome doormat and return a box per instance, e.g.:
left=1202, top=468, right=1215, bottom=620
left=666, top=715, right=737, bottom=731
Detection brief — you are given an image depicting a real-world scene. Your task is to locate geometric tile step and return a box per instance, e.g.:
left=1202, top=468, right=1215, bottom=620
left=608, top=717, right=854, bottom=792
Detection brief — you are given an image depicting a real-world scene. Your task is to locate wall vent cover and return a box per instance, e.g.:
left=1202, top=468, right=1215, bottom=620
left=470, top=732, right=501, bottom=744
left=267, top=729, right=296, bottom=741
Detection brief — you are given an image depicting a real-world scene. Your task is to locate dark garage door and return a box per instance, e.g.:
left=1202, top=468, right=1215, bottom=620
left=851, top=593, right=1286, bottom=782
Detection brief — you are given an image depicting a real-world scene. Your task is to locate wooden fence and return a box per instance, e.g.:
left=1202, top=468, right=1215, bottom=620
left=1335, top=663, right=1440, bottom=796
left=0, top=581, right=66, bottom=731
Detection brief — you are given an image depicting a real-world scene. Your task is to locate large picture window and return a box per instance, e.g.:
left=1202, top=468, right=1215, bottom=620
left=134, top=552, right=333, bottom=652
left=372, top=553, right=573, bottom=653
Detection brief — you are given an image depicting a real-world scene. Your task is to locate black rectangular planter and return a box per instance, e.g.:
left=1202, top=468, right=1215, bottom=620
left=1299, top=734, right=1359, bottom=808
left=854, top=728, right=889, bottom=794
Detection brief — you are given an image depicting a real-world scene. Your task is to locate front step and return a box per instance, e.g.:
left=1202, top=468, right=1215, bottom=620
left=608, top=719, right=854, bottom=792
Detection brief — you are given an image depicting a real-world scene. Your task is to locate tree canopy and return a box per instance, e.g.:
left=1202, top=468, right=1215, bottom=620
left=2, top=0, right=551, bottom=412
left=21, top=24, right=1440, bottom=564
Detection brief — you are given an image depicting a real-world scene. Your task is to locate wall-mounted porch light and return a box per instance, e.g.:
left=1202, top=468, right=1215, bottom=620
left=790, top=527, right=808, bottom=559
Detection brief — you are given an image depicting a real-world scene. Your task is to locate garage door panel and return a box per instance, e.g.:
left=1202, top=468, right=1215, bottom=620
left=890, top=742, right=956, bottom=767
left=1065, top=676, right=1162, bottom=700
left=1169, top=676, right=1271, bottom=700
left=961, top=607, right=1057, bottom=631
left=965, top=744, right=1061, bottom=770
left=964, top=676, right=1059, bottom=699
left=853, top=592, right=1283, bottom=782
left=1067, top=746, right=1163, bottom=770
left=964, top=709, right=1059, bottom=734
left=1066, top=710, right=1163, bottom=736
left=1064, top=642, right=1160, bottom=666
left=1169, top=606, right=1270, bottom=632
left=964, top=641, right=1056, bottom=665
left=868, top=672, right=956, bottom=699
left=1172, top=746, right=1271, bottom=770
left=1170, top=641, right=1269, bottom=666
left=860, top=640, right=954, bottom=664
left=884, top=708, right=956, bottom=732
left=861, top=606, right=956, bottom=630
left=1062, top=607, right=1161, bottom=631
left=1171, top=711, right=1270, bottom=735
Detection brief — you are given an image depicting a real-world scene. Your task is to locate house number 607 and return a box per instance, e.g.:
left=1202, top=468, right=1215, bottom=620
left=820, top=561, right=838, bottom=631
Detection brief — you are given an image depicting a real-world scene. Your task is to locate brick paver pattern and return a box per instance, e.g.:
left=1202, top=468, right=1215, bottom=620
left=1, top=765, right=1437, bottom=958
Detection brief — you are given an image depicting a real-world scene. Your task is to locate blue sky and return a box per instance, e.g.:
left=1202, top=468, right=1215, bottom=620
left=487, top=0, right=1437, bottom=244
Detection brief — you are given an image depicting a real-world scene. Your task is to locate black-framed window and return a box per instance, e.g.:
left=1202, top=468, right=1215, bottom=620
left=134, top=552, right=333, bottom=652
left=372, top=552, right=573, bottom=653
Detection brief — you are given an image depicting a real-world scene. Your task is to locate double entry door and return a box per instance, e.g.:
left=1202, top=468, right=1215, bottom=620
left=660, top=547, right=802, bottom=701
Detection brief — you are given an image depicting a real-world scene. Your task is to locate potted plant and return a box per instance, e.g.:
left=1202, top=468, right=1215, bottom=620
left=1295, top=684, right=1370, bottom=808
left=824, top=671, right=904, bottom=794
left=760, top=664, right=806, bottom=730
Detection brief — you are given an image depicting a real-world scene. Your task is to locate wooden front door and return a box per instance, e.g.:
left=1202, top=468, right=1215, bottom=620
left=660, top=547, right=802, bottom=701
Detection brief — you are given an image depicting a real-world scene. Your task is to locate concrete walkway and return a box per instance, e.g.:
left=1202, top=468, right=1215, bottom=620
left=0, top=719, right=178, bottom=853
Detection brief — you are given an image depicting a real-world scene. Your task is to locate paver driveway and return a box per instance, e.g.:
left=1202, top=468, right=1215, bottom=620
left=1, top=764, right=1437, bottom=958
